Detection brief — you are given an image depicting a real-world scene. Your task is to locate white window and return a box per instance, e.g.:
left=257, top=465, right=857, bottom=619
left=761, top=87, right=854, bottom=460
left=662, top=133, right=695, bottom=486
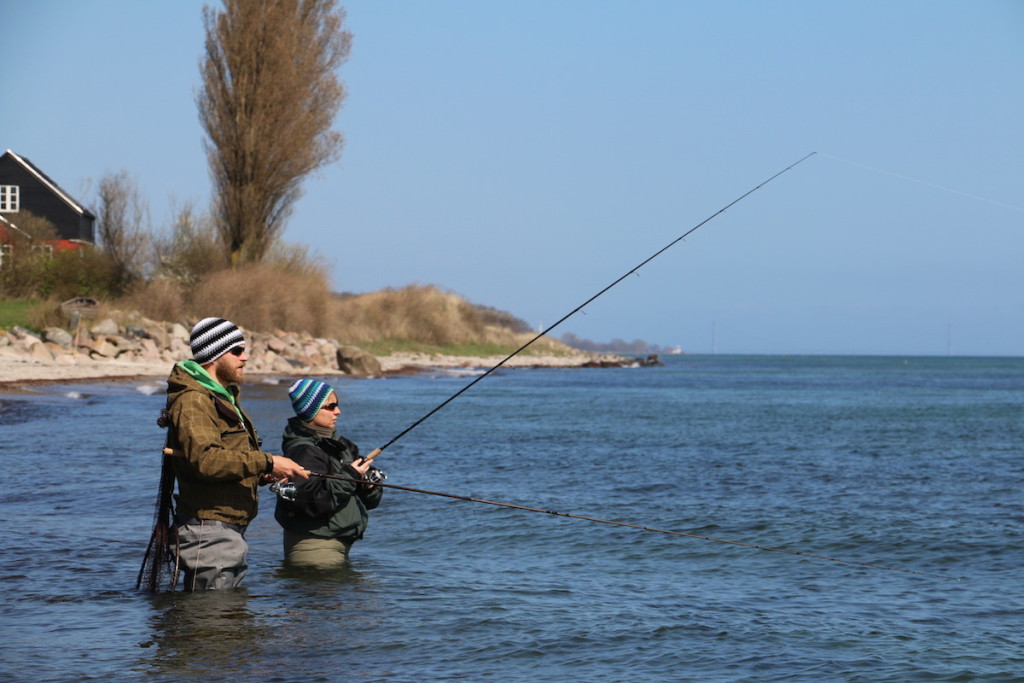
left=0, top=185, right=19, bottom=212
left=0, top=244, right=12, bottom=269
left=32, top=243, right=54, bottom=258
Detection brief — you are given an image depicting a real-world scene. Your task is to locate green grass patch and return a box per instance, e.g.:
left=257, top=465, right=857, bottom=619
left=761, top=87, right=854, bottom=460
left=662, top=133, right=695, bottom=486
left=0, top=299, right=36, bottom=332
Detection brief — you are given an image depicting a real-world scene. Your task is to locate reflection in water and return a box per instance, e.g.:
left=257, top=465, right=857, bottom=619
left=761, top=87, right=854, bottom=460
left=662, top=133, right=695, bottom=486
left=139, top=566, right=387, bottom=680
left=273, top=562, right=372, bottom=589
left=142, top=590, right=264, bottom=678
left=270, top=564, right=389, bottom=639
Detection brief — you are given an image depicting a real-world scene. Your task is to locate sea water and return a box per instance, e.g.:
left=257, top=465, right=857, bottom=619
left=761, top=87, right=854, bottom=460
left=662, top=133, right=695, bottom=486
left=0, top=355, right=1022, bottom=681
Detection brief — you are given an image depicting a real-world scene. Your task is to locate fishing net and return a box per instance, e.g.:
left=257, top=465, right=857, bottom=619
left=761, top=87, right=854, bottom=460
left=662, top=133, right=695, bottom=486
left=136, top=452, right=178, bottom=592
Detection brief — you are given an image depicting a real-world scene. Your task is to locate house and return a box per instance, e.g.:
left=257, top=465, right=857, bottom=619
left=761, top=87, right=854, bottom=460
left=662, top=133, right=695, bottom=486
left=0, top=149, right=96, bottom=267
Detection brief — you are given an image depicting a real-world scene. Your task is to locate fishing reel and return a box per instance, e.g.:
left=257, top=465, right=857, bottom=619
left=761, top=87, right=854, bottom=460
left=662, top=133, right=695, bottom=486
left=270, top=466, right=385, bottom=501
left=365, top=466, right=387, bottom=484
left=270, top=481, right=297, bottom=501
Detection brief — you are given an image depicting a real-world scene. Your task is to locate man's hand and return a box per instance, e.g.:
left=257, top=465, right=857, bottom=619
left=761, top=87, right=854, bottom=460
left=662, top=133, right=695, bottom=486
left=271, top=455, right=310, bottom=481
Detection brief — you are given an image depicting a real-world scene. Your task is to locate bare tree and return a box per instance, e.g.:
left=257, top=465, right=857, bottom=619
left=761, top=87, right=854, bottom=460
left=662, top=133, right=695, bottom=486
left=197, top=0, right=351, bottom=265
left=96, top=170, right=149, bottom=289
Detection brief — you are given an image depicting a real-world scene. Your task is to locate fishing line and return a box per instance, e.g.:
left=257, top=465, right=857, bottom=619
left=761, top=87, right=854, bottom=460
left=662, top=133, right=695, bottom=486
left=306, top=471, right=960, bottom=582
left=162, top=441, right=957, bottom=580
left=819, top=153, right=1024, bottom=212
left=361, top=151, right=818, bottom=463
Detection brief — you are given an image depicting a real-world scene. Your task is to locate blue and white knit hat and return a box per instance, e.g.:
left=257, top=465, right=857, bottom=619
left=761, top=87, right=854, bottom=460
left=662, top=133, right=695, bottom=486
left=190, top=317, right=246, bottom=365
left=289, top=379, right=335, bottom=422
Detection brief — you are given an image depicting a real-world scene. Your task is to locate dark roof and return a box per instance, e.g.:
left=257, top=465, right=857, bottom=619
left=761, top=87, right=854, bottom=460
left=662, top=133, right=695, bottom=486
left=2, top=149, right=96, bottom=219
left=0, top=213, right=32, bottom=239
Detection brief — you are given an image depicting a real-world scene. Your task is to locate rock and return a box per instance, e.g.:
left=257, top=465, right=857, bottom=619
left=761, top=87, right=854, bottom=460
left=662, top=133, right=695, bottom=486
left=91, top=318, right=120, bottom=336
left=44, top=341, right=66, bottom=356
left=88, top=338, right=117, bottom=358
left=139, top=338, right=160, bottom=359
left=169, top=338, right=191, bottom=357
left=143, top=324, right=167, bottom=343
left=168, top=323, right=190, bottom=342
left=319, top=341, right=338, bottom=358
left=298, top=353, right=327, bottom=368
left=11, top=326, right=40, bottom=343
left=115, top=338, right=143, bottom=358
left=43, top=327, right=74, bottom=348
left=272, top=353, right=298, bottom=373
left=28, top=341, right=54, bottom=362
left=336, top=345, right=383, bottom=378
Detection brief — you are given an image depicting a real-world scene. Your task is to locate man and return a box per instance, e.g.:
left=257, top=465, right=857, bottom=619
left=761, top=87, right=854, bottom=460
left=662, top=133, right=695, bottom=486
left=164, top=317, right=308, bottom=590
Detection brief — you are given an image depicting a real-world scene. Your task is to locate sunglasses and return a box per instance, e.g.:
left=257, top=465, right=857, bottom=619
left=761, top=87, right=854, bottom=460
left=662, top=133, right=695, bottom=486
left=227, top=346, right=246, bottom=357
left=320, top=402, right=339, bottom=412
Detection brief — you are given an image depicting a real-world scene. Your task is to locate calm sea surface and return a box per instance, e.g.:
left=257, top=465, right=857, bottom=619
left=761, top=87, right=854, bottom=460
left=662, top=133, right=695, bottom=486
left=1, top=355, right=1022, bottom=682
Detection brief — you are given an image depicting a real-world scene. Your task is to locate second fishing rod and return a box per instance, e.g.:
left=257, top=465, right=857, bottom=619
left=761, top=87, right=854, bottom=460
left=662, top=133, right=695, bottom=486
left=360, top=152, right=818, bottom=464
left=278, top=152, right=956, bottom=581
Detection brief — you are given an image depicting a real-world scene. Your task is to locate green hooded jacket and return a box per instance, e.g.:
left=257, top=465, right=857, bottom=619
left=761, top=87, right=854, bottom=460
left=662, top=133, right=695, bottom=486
left=274, top=417, right=383, bottom=540
left=165, top=361, right=273, bottom=526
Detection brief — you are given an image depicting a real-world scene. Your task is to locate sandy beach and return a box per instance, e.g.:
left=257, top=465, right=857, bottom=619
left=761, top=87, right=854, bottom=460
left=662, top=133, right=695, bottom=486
left=0, top=353, right=173, bottom=387
left=0, top=346, right=614, bottom=392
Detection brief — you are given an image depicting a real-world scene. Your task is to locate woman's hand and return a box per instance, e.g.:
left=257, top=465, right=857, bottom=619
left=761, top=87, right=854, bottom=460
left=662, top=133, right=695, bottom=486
left=350, top=457, right=372, bottom=477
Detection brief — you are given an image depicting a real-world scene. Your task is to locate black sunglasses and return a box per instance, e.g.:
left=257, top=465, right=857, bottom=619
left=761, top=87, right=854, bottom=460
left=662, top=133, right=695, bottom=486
left=227, top=346, right=246, bottom=356
left=320, top=402, right=339, bottom=412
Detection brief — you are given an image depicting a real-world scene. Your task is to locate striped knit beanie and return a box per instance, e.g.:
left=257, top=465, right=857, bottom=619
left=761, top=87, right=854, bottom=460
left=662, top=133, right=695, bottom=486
left=190, top=317, right=245, bottom=365
left=289, top=379, right=334, bottom=422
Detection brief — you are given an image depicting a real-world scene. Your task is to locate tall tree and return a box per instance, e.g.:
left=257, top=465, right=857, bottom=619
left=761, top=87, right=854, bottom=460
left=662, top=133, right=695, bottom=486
left=198, top=0, right=351, bottom=265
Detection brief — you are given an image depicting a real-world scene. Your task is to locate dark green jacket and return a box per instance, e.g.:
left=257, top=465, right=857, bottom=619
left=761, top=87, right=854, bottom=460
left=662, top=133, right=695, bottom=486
left=274, top=417, right=383, bottom=540
left=165, top=361, right=273, bottom=526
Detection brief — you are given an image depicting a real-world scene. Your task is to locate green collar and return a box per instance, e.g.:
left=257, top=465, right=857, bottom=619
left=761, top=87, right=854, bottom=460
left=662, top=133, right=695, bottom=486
left=177, top=360, right=242, bottom=416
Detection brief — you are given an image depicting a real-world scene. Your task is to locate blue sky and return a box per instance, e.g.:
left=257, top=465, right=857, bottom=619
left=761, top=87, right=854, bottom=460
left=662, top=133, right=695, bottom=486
left=3, top=0, right=1022, bottom=355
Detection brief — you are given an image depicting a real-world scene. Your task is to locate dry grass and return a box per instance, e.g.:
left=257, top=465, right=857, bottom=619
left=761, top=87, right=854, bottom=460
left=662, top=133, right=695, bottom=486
left=190, top=264, right=333, bottom=336
left=16, top=268, right=573, bottom=357
left=50, top=263, right=337, bottom=337
left=326, top=284, right=573, bottom=356
left=328, top=285, right=511, bottom=345
left=120, top=278, right=187, bottom=324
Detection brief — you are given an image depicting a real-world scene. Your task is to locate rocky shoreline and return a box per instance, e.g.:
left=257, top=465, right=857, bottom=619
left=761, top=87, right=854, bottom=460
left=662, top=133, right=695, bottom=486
left=0, top=317, right=632, bottom=390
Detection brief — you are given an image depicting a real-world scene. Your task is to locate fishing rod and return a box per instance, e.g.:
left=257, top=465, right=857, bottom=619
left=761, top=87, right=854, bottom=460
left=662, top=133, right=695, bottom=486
left=293, top=471, right=960, bottom=582
left=361, top=152, right=818, bottom=463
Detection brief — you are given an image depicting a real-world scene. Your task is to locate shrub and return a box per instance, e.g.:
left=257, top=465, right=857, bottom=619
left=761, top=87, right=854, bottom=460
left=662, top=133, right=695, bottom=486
left=328, top=285, right=552, bottom=352
left=190, top=263, right=333, bottom=335
left=36, top=248, right=122, bottom=300
left=120, top=278, right=187, bottom=324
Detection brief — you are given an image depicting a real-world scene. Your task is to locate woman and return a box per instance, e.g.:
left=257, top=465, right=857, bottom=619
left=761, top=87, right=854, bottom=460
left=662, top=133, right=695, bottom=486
left=274, top=379, right=384, bottom=567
